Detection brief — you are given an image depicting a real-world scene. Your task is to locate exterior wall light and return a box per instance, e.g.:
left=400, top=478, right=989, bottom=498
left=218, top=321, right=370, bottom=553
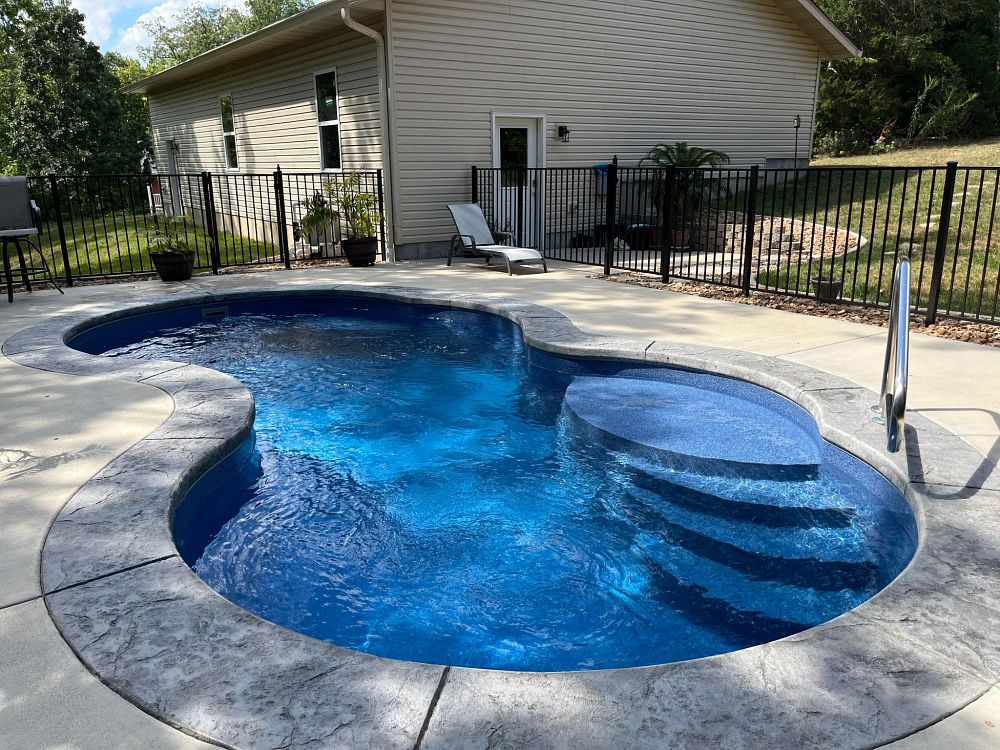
left=557, top=125, right=571, bottom=143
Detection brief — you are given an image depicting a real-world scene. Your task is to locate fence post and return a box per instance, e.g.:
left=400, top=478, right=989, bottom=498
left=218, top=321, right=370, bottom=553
left=376, top=169, right=387, bottom=262
left=48, top=175, right=73, bottom=287
left=516, top=169, right=526, bottom=247
left=273, top=166, right=291, bottom=270
left=603, top=155, right=619, bottom=275
left=471, top=165, right=478, bottom=204
left=741, top=165, right=760, bottom=296
left=659, top=166, right=675, bottom=284
left=925, top=160, right=959, bottom=324
left=200, top=171, right=220, bottom=274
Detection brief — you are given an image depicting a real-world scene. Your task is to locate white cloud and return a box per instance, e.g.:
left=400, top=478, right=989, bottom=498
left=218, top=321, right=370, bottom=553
left=114, top=0, right=246, bottom=56
left=69, top=0, right=246, bottom=57
left=70, top=0, right=127, bottom=47
left=113, top=0, right=194, bottom=57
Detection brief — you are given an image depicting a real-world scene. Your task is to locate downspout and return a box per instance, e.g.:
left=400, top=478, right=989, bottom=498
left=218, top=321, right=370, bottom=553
left=341, top=6, right=397, bottom=262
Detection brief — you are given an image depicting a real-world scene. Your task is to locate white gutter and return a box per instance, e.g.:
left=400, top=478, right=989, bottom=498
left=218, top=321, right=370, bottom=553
left=341, top=7, right=397, bottom=261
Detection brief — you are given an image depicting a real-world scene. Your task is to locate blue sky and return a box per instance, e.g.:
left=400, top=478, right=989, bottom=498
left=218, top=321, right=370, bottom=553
left=70, top=0, right=237, bottom=56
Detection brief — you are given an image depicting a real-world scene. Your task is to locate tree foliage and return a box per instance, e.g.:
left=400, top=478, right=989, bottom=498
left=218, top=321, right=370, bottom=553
left=105, top=52, right=153, bottom=156
left=139, top=0, right=314, bottom=72
left=0, top=0, right=136, bottom=174
left=815, top=0, right=1000, bottom=152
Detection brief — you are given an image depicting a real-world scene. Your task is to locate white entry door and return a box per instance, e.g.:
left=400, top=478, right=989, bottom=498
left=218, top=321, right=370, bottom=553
left=492, top=117, right=543, bottom=247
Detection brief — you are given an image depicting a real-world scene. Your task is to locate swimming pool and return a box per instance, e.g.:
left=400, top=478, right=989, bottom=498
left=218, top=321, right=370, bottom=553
left=71, top=297, right=917, bottom=672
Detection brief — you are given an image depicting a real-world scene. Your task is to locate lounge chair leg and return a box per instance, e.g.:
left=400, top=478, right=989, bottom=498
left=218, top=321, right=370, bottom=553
left=542, top=259, right=548, bottom=273
left=506, top=257, right=513, bottom=275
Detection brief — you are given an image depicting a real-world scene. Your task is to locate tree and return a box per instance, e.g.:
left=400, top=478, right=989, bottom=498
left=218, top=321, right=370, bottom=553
left=106, top=52, right=153, bottom=160
left=815, top=0, right=1000, bottom=152
left=1, top=0, right=133, bottom=174
left=139, top=0, right=314, bottom=72
left=0, top=0, right=37, bottom=173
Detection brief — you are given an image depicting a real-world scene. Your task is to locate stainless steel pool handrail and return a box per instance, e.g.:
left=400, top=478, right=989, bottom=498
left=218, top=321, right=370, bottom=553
left=880, top=255, right=911, bottom=453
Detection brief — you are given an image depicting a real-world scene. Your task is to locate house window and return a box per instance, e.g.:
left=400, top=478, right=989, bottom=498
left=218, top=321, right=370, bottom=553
left=314, top=70, right=342, bottom=170
left=220, top=94, right=238, bottom=170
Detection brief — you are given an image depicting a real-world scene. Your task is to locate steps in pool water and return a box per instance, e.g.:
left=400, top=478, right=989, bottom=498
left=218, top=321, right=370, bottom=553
left=632, top=532, right=861, bottom=638
left=615, top=490, right=880, bottom=592
left=589, top=458, right=881, bottom=638
left=607, top=486, right=880, bottom=635
left=564, top=376, right=823, bottom=476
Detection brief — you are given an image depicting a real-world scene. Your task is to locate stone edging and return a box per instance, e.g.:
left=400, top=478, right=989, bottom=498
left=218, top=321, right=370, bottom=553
left=4, top=282, right=999, bottom=750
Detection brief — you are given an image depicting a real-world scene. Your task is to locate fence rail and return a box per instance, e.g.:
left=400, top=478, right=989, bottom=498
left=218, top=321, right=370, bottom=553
left=474, top=160, right=1000, bottom=324
left=22, top=169, right=387, bottom=286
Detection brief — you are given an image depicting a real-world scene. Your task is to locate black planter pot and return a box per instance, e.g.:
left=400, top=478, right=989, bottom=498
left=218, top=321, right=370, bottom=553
left=342, top=237, right=378, bottom=267
left=812, top=276, right=844, bottom=301
left=150, top=250, right=195, bottom=281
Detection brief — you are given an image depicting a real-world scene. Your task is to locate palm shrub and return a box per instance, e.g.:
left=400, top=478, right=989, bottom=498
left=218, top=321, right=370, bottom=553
left=640, top=142, right=732, bottom=237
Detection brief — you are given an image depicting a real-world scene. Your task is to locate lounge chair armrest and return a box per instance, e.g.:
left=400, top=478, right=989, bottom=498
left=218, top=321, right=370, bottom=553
left=453, top=233, right=478, bottom=251
left=493, top=230, right=513, bottom=245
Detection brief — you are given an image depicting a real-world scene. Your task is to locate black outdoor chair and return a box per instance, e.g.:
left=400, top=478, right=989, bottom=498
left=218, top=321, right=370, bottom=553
left=0, top=176, right=63, bottom=303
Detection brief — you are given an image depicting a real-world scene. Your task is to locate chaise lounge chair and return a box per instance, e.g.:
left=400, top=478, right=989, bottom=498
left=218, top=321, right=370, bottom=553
left=446, top=203, right=547, bottom=275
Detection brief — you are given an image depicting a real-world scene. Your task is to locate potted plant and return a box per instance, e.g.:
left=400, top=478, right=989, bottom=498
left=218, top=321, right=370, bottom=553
left=323, top=172, right=380, bottom=267
left=812, top=274, right=844, bottom=301
left=298, top=191, right=336, bottom=257
left=640, top=142, right=731, bottom=249
left=150, top=216, right=196, bottom=281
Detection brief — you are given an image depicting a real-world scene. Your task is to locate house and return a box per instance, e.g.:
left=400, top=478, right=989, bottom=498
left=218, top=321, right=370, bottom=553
left=124, top=0, right=860, bottom=261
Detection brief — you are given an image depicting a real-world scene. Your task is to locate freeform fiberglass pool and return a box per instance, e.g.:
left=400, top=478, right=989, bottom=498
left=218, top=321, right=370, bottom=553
left=71, top=297, right=917, bottom=672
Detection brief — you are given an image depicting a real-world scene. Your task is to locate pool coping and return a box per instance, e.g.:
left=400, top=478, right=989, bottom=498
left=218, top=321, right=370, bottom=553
left=4, top=282, right=1000, bottom=750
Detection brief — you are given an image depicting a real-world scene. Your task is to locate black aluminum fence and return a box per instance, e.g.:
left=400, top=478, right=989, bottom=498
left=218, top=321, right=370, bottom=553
left=23, top=169, right=386, bottom=284
left=473, top=160, right=1000, bottom=324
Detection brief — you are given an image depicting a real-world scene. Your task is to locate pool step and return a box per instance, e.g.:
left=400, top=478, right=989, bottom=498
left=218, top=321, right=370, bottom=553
left=626, top=465, right=857, bottom=531
left=564, top=375, right=823, bottom=478
left=633, top=532, right=858, bottom=635
left=614, top=490, right=880, bottom=592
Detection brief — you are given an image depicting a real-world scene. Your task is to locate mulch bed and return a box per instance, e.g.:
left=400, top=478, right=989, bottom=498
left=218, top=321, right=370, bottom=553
left=592, top=272, right=1000, bottom=348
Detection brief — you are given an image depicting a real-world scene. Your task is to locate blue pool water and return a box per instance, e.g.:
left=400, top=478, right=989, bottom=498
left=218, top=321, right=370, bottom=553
left=72, top=298, right=917, bottom=672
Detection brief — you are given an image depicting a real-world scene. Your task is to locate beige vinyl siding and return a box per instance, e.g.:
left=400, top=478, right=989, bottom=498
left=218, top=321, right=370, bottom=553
left=388, top=0, right=823, bottom=245
left=147, top=20, right=383, bottom=178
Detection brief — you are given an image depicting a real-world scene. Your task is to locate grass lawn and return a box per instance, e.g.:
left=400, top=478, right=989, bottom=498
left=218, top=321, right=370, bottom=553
left=35, top=213, right=281, bottom=280
left=748, top=140, right=1000, bottom=320
left=811, top=137, right=1000, bottom=168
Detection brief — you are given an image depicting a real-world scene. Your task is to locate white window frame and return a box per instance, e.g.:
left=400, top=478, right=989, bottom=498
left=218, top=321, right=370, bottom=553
left=313, top=68, right=343, bottom=173
left=219, top=93, right=239, bottom=172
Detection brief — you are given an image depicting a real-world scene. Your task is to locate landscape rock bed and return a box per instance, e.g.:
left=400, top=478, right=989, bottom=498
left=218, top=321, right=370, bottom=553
left=595, top=272, right=1000, bottom=348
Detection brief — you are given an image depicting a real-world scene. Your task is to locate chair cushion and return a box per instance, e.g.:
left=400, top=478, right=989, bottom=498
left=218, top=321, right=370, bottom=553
left=480, top=245, right=544, bottom=262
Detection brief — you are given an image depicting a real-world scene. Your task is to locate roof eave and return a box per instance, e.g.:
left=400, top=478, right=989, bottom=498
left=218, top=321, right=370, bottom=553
left=788, top=0, right=862, bottom=59
left=122, top=0, right=380, bottom=94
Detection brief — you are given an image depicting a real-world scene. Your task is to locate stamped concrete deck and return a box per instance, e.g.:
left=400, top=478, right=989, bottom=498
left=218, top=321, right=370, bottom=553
left=0, top=259, right=997, bottom=749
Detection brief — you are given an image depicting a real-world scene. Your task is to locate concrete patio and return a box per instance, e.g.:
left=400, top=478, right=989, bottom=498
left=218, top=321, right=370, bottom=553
left=1, top=259, right=998, bottom=749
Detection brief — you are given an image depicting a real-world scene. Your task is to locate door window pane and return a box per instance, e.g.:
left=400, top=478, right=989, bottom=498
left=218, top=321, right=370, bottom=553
left=320, top=125, right=341, bottom=170
left=500, top=127, right=528, bottom=187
